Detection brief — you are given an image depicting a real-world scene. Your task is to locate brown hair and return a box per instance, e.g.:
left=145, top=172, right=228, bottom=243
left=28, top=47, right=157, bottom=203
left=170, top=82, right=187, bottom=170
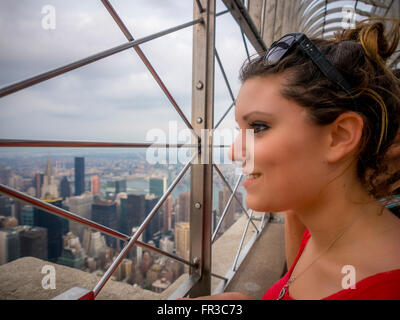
left=239, top=18, right=400, bottom=201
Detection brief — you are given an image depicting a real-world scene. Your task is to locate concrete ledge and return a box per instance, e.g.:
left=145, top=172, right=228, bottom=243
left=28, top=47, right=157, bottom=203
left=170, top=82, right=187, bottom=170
left=0, top=256, right=187, bottom=300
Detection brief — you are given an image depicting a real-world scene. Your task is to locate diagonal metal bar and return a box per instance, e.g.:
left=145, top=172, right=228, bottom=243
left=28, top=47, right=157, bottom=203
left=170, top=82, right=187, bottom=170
left=211, top=173, right=243, bottom=243
left=213, top=164, right=258, bottom=231
left=0, top=17, right=203, bottom=98
left=93, top=152, right=197, bottom=297
left=101, top=0, right=197, bottom=137
left=214, top=100, right=235, bottom=130
left=241, top=31, right=251, bottom=62
left=0, top=183, right=195, bottom=268
left=214, top=49, right=235, bottom=102
left=232, top=209, right=254, bottom=271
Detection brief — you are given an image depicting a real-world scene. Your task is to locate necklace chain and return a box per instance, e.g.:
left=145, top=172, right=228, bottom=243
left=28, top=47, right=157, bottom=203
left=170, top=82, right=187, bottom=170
left=278, top=211, right=369, bottom=299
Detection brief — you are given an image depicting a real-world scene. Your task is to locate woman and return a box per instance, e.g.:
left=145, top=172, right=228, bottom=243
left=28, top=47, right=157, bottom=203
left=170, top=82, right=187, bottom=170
left=190, top=18, right=400, bottom=300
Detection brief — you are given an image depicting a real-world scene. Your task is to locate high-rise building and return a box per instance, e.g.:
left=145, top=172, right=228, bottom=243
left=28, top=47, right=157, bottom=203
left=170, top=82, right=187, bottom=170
left=162, top=195, right=173, bottom=233
left=21, top=205, right=34, bottom=226
left=125, top=194, right=146, bottom=236
left=0, top=195, right=12, bottom=217
left=33, top=173, right=44, bottom=199
left=178, top=192, right=190, bottom=223
left=57, top=232, right=84, bottom=270
left=0, top=228, right=20, bottom=265
left=16, top=225, right=47, bottom=260
left=149, top=177, right=166, bottom=198
left=174, top=222, right=190, bottom=263
left=64, top=192, right=93, bottom=240
left=91, top=176, right=100, bottom=195
left=74, top=157, right=85, bottom=196
left=33, top=198, right=68, bottom=262
left=91, top=199, right=118, bottom=248
left=145, top=194, right=162, bottom=245
left=218, top=187, right=243, bottom=234
left=41, top=157, right=59, bottom=199
left=59, top=176, right=71, bottom=200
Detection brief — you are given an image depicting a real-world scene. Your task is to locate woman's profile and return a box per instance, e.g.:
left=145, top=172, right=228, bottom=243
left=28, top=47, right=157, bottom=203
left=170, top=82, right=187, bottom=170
left=184, top=17, right=400, bottom=300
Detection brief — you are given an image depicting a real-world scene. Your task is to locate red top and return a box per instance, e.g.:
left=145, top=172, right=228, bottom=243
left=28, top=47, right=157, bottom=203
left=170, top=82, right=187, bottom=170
left=262, top=229, right=400, bottom=300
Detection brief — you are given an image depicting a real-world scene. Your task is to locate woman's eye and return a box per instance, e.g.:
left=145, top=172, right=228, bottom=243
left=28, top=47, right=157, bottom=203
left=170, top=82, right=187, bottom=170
left=250, top=121, right=269, bottom=133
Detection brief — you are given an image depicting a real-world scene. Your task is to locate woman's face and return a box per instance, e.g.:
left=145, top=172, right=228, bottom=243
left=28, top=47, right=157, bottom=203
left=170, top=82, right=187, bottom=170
left=230, top=75, right=331, bottom=212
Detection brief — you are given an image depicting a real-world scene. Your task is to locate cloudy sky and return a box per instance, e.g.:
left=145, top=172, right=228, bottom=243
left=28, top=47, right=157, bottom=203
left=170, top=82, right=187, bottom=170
left=0, top=0, right=255, bottom=157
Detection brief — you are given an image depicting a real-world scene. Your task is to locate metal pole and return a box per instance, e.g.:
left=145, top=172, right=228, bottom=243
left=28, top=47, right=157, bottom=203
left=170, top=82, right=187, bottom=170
left=188, top=0, right=216, bottom=298
left=232, top=209, right=254, bottom=271
left=93, top=153, right=196, bottom=297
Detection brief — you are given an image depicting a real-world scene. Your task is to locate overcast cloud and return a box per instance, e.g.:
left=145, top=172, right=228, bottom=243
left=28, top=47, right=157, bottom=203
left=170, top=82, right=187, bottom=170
left=0, top=0, right=253, bottom=152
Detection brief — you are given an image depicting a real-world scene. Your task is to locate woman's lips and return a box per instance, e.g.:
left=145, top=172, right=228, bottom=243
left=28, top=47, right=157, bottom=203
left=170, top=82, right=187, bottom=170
left=243, top=173, right=262, bottom=188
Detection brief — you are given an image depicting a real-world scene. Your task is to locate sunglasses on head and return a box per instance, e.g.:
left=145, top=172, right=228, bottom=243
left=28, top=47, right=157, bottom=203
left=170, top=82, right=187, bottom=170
left=263, top=33, right=358, bottom=111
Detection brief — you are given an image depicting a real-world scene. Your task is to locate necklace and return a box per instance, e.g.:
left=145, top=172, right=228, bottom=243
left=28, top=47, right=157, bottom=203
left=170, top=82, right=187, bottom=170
left=277, top=211, right=368, bottom=300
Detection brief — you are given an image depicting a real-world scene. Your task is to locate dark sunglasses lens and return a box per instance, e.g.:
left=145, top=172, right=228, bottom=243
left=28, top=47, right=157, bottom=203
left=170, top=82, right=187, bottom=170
left=264, top=35, right=296, bottom=65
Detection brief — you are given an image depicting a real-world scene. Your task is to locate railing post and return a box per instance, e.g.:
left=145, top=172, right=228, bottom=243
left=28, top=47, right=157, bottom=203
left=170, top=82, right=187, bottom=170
left=188, top=0, right=216, bottom=297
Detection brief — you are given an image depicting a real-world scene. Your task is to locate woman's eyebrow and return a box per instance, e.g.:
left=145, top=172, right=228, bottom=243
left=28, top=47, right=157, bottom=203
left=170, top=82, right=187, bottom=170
left=242, top=111, right=274, bottom=121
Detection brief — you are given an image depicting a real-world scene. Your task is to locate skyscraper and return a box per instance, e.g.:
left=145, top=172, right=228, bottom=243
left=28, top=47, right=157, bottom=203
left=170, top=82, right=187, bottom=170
left=17, top=225, right=47, bottom=260
left=59, top=176, right=71, bottom=200
left=218, top=187, right=244, bottom=234
left=149, top=177, right=166, bottom=198
left=41, top=157, right=59, bottom=199
left=174, top=222, right=190, bottom=266
left=91, top=176, right=100, bottom=195
left=178, top=192, right=190, bottom=223
left=33, top=198, right=68, bottom=262
left=0, top=228, right=20, bottom=265
left=91, top=199, right=118, bottom=248
left=74, top=157, right=85, bottom=196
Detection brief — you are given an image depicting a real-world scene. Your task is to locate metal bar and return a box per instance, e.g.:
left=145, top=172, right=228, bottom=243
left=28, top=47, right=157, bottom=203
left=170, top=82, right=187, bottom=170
left=0, top=17, right=203, bottom=98
left=214, top=100, right=235, bottom=129
left=195, top=0, right=205, bottom=13
left=221, top=0, right=267, bottom=53
left=213, top=164, right=259, bottom=231
left=241, top=31, right=251, bottom=62
left=232, top=209, right=254, bottom=271
left=211, top=173, right=243, bottom=243
left=101, top=0, right=197, bottom=136
left=214, top=49, right=235, bottom=102
left=93, top=152, right=196, bottom=297
left=188, top=0, right=216, bottom=298
left=0, top=139, right=197, bottom=149
left=0, top=183, right=195, bottom=268
left=0, top=139, right=230, bottom=149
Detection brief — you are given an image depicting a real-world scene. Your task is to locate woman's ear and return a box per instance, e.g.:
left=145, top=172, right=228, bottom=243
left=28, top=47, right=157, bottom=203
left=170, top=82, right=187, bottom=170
left=326, top=112, right=364, bottom=164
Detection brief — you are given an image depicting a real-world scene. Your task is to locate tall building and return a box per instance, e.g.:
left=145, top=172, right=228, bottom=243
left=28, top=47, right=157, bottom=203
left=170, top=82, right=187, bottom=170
left=91, top=199, right=118, bottom=248
left=149, top=177, right=166, bottom=198
left=41, top=157, right=59, bottom=200
left=21, top=205, right=34, bottom=226
left=64, top=192, right=93, bottom=240
left=218, top=187, right=243, bottom=234
left=16, top=225, right=47, bottom=260
left=74, top=157, right=85, bottom=196
left=91, top=176, right=100, bottom=195
left=59, top=176, right=71, bottom=200
left=125, top=194, right=146, bottom=236
left=33, top=173, right=44, bottom=199
left=0, top=228, right=20, bottom=265
left=178, top=192, right=190, bottom=223
left=145, top=194, right=162, bottom=245
left=57, top=232, right=84, bottom=270
left=33, top=198, right=68, bottom=262
left=174, top=222, right=190, bottom=264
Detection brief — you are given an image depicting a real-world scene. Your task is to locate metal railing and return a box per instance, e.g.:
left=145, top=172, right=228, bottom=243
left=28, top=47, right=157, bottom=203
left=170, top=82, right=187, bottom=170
left=0, top=0, right=270, bottom=299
